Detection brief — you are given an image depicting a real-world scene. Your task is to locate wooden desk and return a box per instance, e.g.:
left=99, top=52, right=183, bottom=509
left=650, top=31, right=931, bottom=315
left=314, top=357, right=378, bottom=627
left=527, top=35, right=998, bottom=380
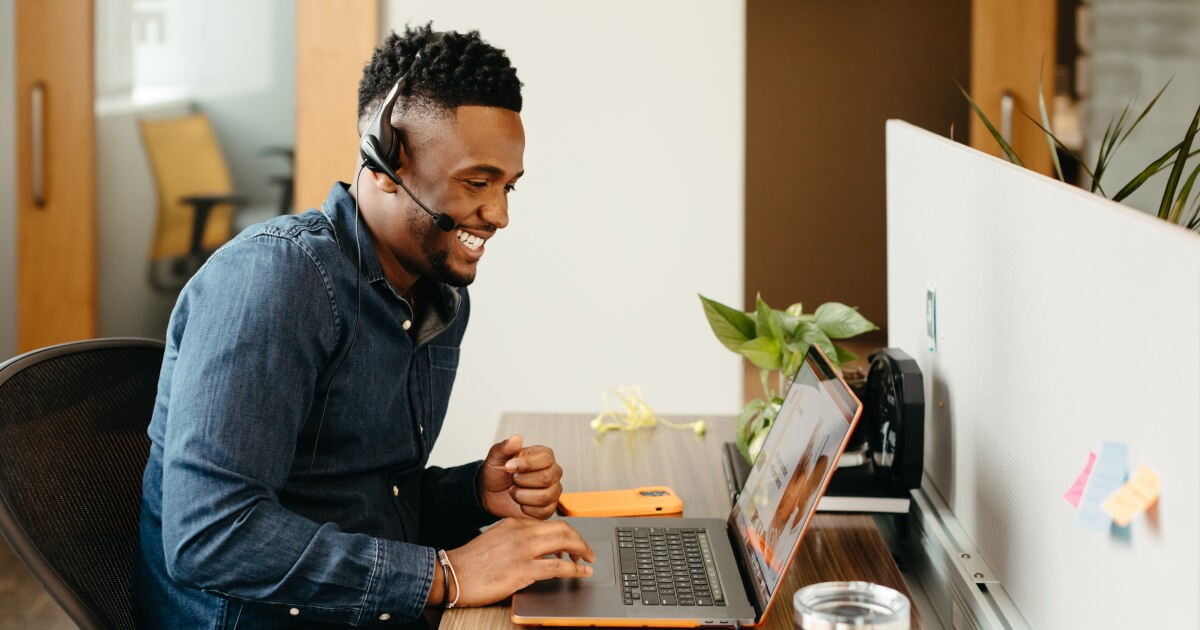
left=440, top=412, right=920, bottom=630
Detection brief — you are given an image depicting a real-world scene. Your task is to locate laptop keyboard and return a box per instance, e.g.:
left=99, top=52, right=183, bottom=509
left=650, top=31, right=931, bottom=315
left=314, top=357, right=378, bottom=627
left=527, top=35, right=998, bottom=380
left=617, top=527, right=727, bottom=607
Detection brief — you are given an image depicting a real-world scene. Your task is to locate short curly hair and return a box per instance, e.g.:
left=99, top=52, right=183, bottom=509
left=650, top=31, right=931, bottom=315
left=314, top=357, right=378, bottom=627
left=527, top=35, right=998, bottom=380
left=357, top=23, right=523, bottom=130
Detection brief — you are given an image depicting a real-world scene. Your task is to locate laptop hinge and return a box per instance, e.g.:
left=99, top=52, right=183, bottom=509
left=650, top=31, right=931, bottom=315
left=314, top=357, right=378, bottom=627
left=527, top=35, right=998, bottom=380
left=725, top=517, right=765, bottom=617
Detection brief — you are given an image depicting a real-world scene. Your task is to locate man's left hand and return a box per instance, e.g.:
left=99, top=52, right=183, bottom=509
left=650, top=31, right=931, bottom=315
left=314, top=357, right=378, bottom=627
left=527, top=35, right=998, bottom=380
left=480, top=435, right=563, bottom=520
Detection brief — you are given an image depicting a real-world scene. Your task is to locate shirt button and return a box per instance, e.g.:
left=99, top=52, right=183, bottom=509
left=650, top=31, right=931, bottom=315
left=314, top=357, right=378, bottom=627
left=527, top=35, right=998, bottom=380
left=289, top=607, right=300, bottom=616
left=418, top=423, right=424, bottom=434
left=392, top=485, right=399, bottom=497
left=379, top=613, right=391, bottom=621
left=402, top=320, right=412, bottom=330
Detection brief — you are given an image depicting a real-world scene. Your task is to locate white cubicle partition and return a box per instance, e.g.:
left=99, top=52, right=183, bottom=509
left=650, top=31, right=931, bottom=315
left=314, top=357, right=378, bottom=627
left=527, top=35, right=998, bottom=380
left=886, top=120, right=1199, bottom=628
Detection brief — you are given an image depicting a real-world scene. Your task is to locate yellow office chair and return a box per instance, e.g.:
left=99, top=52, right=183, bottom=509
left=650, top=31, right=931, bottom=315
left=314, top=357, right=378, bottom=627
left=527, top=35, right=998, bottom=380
left=139, top=113, right=242, bottom=291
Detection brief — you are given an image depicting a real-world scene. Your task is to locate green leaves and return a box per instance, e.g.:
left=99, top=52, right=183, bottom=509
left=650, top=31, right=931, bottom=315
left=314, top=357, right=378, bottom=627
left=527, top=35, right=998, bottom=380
left=755, top=294, right=784, bottom=341
left=737, top=337, right=782, bottom=371
left=958, top=81, right=1024, bottom=167
left=1039, top=66, right=1065, bottom=182
left=700, top=294, right=756, bottom=352
left=1112, top=142, right=1182, bottom=203
left=735, top=397, right=777, bottom=464
left=699, top=294, right=876, bottom=374
left=1158, top=103, right=1200, bottom=221
left=814, top=302, right=879, bottom=339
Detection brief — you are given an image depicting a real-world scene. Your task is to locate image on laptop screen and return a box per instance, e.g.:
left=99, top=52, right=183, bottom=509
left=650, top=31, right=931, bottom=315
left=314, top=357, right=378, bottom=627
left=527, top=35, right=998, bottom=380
left=729, top=348, right=860, bottom=598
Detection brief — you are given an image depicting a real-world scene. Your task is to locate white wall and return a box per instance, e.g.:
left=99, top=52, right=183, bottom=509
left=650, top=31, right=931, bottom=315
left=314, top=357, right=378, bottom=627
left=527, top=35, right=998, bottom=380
left=0, top=0, right=15, bottom=362
left=381, top=1, right=746, bottom=466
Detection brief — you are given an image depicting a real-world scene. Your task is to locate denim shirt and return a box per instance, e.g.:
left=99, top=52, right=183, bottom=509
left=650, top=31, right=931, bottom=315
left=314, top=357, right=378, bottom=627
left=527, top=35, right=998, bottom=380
left=133, top=183, right=496, bottom=628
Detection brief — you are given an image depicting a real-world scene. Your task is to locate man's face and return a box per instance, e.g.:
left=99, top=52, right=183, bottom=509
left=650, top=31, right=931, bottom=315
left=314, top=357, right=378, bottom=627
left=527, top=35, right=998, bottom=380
left=392, top=105, right=525, bottom=287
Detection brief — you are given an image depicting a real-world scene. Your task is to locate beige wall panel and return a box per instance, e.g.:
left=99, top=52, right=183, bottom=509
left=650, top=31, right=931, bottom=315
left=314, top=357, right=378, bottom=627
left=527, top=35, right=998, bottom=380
left=970, top=0, right=1057, bottom=175
left=296, top=0, right=379, bottom=213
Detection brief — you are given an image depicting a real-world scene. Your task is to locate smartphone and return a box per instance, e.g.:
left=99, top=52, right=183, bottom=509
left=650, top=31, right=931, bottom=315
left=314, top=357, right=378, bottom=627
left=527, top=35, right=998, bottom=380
left=557, top=486, right=683, bottom=517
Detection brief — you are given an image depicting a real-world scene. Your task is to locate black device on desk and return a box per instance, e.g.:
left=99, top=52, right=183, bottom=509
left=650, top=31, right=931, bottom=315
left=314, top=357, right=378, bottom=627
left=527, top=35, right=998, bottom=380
left=722, top=347, right=925, bottom=513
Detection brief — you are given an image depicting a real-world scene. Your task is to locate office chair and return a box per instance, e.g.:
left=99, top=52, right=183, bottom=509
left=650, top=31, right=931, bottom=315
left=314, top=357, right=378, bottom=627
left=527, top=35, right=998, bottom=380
left=139, top=113, right=292, bottom=292
left=0, top=338, right=165, bottom=630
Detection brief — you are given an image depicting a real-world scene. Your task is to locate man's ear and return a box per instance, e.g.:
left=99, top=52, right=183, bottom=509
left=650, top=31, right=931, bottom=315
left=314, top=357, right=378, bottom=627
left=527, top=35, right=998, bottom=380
left=366, top=168, right=400, bottom=194
left=367, top=135, right=415, bottom=194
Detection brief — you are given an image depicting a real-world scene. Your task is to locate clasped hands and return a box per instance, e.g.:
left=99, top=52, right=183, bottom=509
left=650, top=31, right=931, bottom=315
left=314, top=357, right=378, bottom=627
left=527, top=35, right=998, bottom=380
left=437, top=435, right=595, bottom=608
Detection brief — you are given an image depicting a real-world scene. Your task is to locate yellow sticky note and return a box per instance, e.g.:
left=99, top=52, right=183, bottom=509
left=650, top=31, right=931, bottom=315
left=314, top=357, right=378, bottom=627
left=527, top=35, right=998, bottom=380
left=1101, top=464, right=1160, bottom=527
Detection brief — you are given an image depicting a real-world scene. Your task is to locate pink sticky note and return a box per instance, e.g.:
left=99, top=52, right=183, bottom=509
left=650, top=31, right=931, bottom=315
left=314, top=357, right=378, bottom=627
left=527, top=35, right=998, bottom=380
left=1063, top=451, right=1097, bottom=508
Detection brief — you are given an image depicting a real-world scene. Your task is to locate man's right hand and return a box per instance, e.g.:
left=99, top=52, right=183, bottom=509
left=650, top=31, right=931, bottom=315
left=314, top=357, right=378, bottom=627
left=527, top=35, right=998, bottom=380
left=443, top=518, right=595, bottom=607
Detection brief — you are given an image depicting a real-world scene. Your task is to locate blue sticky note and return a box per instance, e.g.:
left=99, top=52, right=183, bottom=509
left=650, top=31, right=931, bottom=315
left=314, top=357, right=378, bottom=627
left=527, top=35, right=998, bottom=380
left=1074, top=441, right=1129, bottom=533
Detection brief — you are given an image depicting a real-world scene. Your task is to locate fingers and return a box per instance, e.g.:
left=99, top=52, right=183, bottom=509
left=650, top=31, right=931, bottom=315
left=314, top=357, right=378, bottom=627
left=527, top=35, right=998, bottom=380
left=510, top=486, right=561, bottom=519
left=505, top=445, right=556, bottom=474
left=523, top=521, right=595, bottom=563
left=520, top=503, right=558, bottom=520
left=534, top=557, right=594, bottom=580
left=512, top=463, right=563, bottom=490
left=486, top=434, right=523, bottom=467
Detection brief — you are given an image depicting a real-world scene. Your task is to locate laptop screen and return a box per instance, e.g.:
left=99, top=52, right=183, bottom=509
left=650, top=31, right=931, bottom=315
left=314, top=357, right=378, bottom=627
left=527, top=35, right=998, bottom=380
left=728, top=344, right=862, bottom=606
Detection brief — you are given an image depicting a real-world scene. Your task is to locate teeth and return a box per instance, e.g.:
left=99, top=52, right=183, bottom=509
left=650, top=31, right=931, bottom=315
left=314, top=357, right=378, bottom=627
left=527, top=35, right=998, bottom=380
left=455, top=229, right=484, bottom=251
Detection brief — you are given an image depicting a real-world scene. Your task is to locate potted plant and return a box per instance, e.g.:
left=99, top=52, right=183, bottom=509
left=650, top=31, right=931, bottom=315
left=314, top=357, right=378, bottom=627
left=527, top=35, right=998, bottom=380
left=960, top=78, right=1200, bottom=230
left=699, top=293, right=877, bottom=463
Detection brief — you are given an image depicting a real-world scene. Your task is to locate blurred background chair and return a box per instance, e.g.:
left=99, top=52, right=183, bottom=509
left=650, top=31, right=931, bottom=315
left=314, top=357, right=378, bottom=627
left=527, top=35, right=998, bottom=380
left=0, top=338, right=165, bottom=630
left=139, top=113, right=291, bottom=292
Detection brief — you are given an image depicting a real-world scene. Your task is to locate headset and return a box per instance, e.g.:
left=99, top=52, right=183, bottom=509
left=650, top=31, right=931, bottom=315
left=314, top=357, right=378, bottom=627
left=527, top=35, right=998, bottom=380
left=358, top=31, right=456, bottom=232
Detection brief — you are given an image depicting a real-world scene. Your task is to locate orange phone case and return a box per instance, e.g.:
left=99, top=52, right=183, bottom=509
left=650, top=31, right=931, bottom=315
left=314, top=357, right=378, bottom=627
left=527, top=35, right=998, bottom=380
left=556, top=486, right=683, bottom=517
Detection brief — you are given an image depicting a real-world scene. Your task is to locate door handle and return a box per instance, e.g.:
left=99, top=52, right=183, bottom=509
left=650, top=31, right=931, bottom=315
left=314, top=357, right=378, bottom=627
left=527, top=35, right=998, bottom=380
left=999, top=90, right=1014, bottom=146
left=31, top=81, right=46, bottom=209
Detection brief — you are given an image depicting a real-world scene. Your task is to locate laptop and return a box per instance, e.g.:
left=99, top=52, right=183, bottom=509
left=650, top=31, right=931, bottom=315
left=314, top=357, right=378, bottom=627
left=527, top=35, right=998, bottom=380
left=512, top=343, right=863, bottom=628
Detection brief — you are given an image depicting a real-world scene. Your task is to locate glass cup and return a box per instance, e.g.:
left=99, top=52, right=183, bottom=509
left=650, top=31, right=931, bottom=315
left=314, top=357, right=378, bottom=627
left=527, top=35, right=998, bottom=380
left=793, top=581, right=911, bottom=630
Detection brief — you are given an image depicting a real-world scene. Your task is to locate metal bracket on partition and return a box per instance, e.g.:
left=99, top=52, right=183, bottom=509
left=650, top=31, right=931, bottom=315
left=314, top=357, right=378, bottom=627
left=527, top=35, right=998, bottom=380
left=887, top=477, right=1030, bottom=629
left=954, top=547, right=999, bottom=585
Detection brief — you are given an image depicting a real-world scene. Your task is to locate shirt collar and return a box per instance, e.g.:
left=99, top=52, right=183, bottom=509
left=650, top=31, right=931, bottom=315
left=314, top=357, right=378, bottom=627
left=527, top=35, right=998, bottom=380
left=321, top=182, right=387, bottom=287
left=321, top=182, right=463, bottom=322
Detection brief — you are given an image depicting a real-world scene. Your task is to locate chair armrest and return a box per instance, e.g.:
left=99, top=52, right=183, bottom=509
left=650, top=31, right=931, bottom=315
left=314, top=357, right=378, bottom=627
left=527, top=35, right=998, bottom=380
left=178, top=194, right=247, bottom=256
left=261, top=146, right=294, bottom=161
left=179, top=194, right=247, bottom=207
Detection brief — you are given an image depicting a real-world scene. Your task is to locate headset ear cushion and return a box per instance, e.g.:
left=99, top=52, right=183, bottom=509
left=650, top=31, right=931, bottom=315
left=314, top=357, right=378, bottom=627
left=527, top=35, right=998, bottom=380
left=360, top=134, right=403, bottom=185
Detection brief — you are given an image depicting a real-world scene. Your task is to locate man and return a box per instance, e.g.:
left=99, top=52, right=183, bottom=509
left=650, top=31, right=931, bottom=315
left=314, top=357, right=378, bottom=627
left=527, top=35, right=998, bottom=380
left=133, top=25, right=594, bottom=628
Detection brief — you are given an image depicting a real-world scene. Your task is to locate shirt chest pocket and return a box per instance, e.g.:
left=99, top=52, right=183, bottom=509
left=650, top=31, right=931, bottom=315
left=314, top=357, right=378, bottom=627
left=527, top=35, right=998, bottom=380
left=430, top=345, right=459, bottom=371
left=423, top=345, right=459, bottom=441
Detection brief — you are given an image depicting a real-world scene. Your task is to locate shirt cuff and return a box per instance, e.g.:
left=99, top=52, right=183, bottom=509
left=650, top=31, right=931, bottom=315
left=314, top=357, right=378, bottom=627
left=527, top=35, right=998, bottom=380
left=364, top=539, right=436, bottom=624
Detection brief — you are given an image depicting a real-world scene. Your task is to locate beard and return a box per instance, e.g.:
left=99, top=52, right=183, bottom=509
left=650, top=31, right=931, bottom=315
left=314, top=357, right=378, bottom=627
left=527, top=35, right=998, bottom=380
left=411, top=213, right=476, bottom=287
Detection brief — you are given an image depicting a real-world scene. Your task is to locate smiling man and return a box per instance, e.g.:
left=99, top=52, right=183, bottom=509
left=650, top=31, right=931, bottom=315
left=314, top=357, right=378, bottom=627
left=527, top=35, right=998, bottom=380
left=133, top=25, right=594, bottom=629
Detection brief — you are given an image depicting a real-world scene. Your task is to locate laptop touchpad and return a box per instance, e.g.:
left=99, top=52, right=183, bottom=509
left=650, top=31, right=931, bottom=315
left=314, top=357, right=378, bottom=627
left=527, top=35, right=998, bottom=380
left=577, top=540, right=615, bottom=586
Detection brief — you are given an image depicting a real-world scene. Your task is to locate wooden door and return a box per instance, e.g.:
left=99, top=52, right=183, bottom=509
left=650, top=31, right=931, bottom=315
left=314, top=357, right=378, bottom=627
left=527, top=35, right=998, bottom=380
left=970, top=0, right=1057, bottom=176
left=15, top=0, right=96, bottom=352
left=295, top=0, right=378, bottom=213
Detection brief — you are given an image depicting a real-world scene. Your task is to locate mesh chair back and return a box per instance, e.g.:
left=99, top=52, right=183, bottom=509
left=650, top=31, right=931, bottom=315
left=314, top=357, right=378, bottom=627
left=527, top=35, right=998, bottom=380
left=0, top=338, right=164, bottom=630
